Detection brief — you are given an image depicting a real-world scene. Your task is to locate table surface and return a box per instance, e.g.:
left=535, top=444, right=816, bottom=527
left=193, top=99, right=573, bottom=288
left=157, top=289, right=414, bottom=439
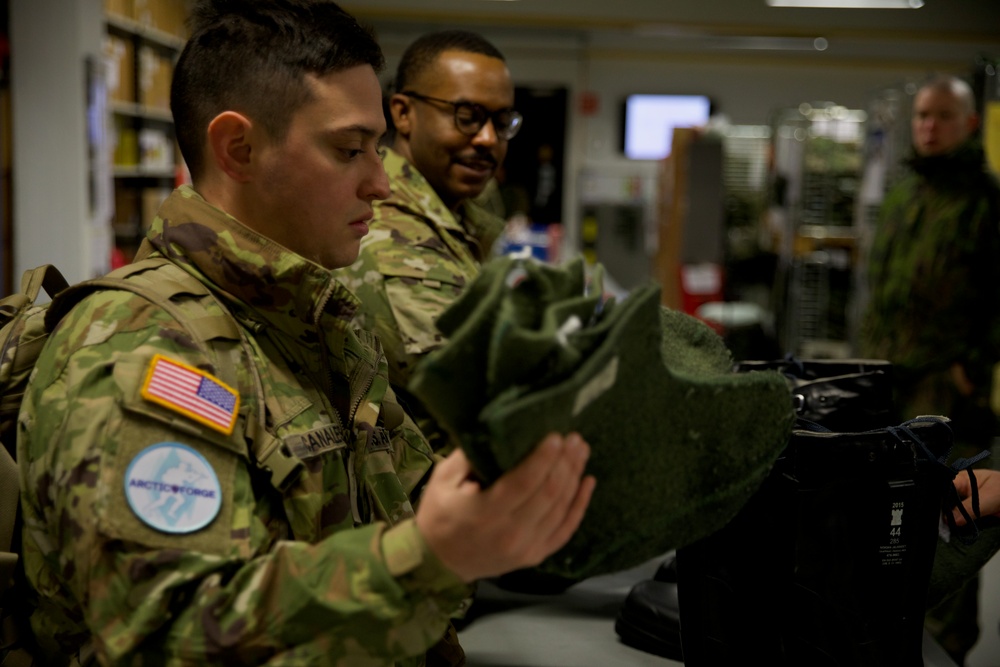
left=457, top=554, right=959, bottom=667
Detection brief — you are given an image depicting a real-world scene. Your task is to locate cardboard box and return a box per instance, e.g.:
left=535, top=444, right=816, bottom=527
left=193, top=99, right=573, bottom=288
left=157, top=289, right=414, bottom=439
left=112, top=116, right=139, bottom=167
left=103, top=35, right=135, bottom=104
left=134, top=0, right=189, bottom=39
left=139, top=127, right=172, bottom=170
left=139, top=46, right=173, bottom=110
left=113, top=186, right=140, bottom=231
left=141, top=187, right=173, bottom=229
left=103, top=0, right=132, bottom=20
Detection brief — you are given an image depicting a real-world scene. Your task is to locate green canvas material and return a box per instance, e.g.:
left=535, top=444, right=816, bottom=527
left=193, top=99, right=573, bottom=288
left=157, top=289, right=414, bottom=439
left=409, top=256, right=795, bottom=579
left=927, top=522, right=1000, bottom=610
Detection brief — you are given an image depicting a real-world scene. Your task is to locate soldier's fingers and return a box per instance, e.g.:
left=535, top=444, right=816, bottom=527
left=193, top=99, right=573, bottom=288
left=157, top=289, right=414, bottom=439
left=430, top=447, right=476, bottom=488
left=489, top=433, right=567, bottom=510
left=536, top=474, right=596, bottom=559
left=509, top=433, right=590, bottom=529
left=953, top=472, right=973, bottom=498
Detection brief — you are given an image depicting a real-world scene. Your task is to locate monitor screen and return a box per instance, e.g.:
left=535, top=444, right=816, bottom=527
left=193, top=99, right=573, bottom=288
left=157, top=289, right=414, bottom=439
left=622, top=94, right=712, bottom=160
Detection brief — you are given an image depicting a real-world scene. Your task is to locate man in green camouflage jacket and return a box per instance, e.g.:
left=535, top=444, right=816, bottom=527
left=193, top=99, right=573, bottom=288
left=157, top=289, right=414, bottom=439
left=338, top=31, right=517, bottom=452
left=861, top=74, right=1000, bottom=445
left=15, top=3, right=594, bottom=665
left=860, top=74, right=1000, bottom=664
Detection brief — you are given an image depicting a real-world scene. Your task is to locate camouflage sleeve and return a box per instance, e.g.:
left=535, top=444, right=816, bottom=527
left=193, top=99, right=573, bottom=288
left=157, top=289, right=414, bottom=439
left=342, top=227, right=466, bottom=393
left=18, top=291, right=469, bottom=666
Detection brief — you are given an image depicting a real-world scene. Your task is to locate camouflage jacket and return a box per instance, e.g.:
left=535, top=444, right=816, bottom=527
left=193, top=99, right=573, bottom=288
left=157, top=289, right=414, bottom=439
left=860, top=141, right=1000, bottom=412
left=338, top=148, right=505, bottom=451
left=17, top=186, right=470, bottom=666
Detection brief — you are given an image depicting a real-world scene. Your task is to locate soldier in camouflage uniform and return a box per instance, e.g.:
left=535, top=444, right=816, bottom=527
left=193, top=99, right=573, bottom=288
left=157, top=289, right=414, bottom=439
left=338, top=31, right=517, bottom=452
left=860, top=74, right=1000, bottom=665
left=16, top=3, right=595, bottom=665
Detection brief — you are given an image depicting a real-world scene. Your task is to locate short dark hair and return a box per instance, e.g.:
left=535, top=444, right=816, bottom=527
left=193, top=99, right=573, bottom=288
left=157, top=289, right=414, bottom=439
left=172, top=0, right=384, bottom=182
left=393, top=30, right=505, bottom=94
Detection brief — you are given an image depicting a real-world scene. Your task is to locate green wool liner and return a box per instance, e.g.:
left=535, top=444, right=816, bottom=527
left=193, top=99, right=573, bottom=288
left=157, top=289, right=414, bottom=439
left=409, top=256, right=795, bottom=580
left=927, top=523, right=1000, bottom=611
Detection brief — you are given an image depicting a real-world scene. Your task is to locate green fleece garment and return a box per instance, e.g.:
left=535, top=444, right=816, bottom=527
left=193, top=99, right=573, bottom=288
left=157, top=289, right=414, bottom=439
left=408, top=256, right=795, bottom=580
left=927, top=522, right=1000, bottom=610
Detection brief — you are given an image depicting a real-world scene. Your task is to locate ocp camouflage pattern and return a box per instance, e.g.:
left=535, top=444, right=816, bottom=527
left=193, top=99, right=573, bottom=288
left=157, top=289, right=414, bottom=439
left=17, top=185, right=471, bottom=666
left=337, top=148, right=505, bottom=451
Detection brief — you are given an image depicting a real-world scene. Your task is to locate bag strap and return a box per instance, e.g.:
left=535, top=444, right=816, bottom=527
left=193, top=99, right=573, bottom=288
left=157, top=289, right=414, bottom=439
left=889, top=416, right=992, bottom=543
left=19, top=266, right=69, bottom=306
left=0, top=266, right=75, bottom=667
left=2, top=265, right=70, bottom=606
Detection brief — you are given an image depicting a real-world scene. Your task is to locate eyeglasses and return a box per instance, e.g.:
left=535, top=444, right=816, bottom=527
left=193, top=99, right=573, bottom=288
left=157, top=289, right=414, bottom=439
left=402, top=91, right=523, bottom=141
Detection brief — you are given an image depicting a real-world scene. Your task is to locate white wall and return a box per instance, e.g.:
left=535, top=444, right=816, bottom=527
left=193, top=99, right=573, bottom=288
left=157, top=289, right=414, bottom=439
left=11, top=0, right=109, bottom=285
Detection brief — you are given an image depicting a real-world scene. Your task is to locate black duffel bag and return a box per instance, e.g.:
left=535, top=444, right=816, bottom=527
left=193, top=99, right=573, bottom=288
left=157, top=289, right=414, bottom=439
left=675, top=415, right=985, bottom=666
left=734, top=356, right=895, bottom=433
left=615, top=356, right=899, bottom=661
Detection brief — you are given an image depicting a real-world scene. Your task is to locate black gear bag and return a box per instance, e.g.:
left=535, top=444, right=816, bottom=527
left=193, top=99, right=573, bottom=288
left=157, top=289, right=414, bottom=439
left=734, top=356, right=895, bottom=433
left=676, top=415, right=984, bottom=666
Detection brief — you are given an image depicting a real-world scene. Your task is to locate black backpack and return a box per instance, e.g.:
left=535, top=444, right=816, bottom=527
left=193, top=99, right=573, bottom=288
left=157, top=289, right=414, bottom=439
left=1, top=265, right=72, bottom=665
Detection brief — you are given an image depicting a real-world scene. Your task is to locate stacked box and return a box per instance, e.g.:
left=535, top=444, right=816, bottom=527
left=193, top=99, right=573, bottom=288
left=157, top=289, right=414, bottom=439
left=103, top=35, right=135, bottom=104
left=134, top=0, right=189, bottom=38
left=103, top=0, right=132, bottom=20
left=141, top=187, right=173, bottom=230
left=113, top=186, right=140, bottom=232
left=139, top=46, right=173, bottom=110
left=139, top=128, right=172, bottom=170
left=112, top=116, right=139, bottom=167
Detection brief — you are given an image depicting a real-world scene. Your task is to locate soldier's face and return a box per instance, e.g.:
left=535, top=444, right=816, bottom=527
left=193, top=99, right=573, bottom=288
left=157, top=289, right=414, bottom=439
left=249, top=67, right=390, bottom=269
left=911, top=87, right=978, bottom=157
left=393, top=50, right=513, bottom=210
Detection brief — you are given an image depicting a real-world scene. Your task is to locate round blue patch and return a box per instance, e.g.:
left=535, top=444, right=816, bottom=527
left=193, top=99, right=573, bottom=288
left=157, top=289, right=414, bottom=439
left=124, top=442, right=222, bottom=534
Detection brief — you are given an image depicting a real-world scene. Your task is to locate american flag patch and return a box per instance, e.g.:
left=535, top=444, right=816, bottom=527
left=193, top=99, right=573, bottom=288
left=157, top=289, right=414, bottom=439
left=141, top=355, right=240, bottom=435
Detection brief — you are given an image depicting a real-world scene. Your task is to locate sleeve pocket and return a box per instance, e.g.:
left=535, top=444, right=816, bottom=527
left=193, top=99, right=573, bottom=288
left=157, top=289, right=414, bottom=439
left=380, top=267, right=465, bottom=357
left=96, top=352, right=252, bottom=558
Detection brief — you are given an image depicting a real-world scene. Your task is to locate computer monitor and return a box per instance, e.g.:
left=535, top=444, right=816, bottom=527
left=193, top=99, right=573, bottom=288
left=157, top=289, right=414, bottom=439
left=622, top=94, right=712, bottom=160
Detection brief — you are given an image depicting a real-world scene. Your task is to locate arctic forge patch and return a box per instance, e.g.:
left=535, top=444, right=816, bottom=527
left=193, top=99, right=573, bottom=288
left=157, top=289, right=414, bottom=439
left=141, top=354, right=239, bottom=435
left=124, top=442, right=223, bottom=534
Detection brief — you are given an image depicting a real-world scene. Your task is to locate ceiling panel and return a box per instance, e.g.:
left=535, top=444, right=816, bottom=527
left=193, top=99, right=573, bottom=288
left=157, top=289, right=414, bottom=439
left=343, top=0, right=1000, bottom=68
left=343, top=0, right=1000, bottom=37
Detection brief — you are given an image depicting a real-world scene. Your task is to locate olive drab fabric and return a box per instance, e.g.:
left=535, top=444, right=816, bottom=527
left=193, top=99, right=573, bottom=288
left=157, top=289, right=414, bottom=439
left=338, top=147, right=505, bottom=452
left=408, top=256, right=795, bottom=580
left=17, top=186, right=470, bottom=666
left=860, top=140, right=1000, bottom=446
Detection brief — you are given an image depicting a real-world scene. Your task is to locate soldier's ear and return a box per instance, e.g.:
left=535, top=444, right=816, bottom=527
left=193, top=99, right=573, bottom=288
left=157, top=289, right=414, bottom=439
left=966, top=111, right=981, bottom=136
left=207, top=111, right=255, bottom=183
left=389, top=94, right=413, bottom=138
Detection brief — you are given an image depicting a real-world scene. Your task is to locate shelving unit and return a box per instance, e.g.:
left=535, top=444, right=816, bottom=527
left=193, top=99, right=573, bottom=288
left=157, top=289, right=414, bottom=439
left=768, top=102, right=866, bottom=358
left=103, top=0, right=188, bottom=263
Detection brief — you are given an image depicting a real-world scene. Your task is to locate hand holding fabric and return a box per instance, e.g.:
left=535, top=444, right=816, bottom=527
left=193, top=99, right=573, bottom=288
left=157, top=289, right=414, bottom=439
left=415, top=432, right=596, bottom=583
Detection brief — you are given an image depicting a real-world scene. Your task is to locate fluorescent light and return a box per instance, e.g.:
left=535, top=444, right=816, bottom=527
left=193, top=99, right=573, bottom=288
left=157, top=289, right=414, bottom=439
left=719, top=36, right=829, bottom=50
left=635, top=26, right=830, bottom=51
left=767, top=0, right=923, bottom=7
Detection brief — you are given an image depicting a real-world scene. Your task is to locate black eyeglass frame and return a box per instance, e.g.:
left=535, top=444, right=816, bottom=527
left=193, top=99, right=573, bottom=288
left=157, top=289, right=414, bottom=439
left=401, top=90, right=523, bottom=140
